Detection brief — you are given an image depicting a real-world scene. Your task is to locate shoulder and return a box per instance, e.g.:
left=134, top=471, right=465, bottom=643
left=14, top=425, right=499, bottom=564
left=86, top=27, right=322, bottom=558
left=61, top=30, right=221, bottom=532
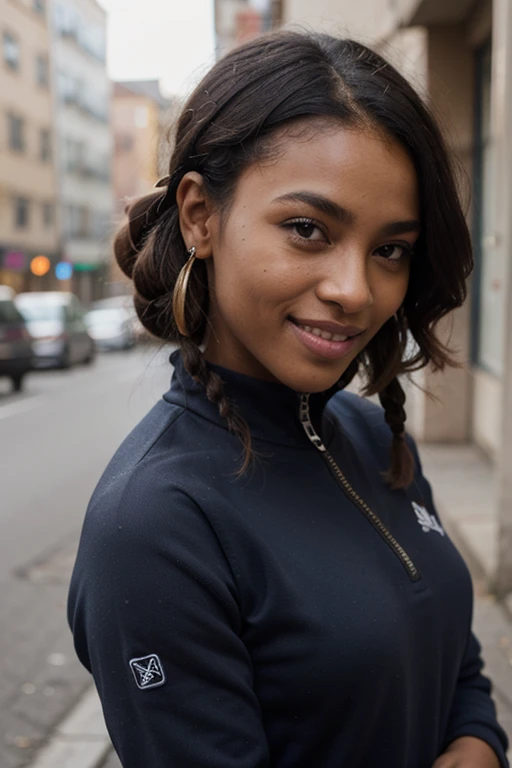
left=84, top=398, right=212, bottom=543
left=326, top=390, right=422, bottom=472
left=327, top=390, right=390, bottom=446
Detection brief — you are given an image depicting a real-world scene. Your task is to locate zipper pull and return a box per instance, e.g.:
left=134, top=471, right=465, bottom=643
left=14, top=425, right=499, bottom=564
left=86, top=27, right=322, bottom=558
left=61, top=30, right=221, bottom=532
left=299, top=393, right=326, bottom=453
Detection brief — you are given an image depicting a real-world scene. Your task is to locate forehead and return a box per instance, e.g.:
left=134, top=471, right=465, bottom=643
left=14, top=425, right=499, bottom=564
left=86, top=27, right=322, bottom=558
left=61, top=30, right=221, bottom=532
left=235, top=123, right=419, bottom=221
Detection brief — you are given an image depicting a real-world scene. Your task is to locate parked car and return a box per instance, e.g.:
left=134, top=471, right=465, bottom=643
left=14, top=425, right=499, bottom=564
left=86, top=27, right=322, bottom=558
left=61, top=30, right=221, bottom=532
left=14, top=291, right=95, bottom=369
left=90, top=295, right=148, bottom=343
left=85, top=306, right=136, bottom=351
left=0, top=286, right=33, bottom=392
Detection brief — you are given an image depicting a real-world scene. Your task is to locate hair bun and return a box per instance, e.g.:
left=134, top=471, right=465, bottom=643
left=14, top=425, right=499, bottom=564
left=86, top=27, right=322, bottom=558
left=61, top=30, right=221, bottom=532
left=114, top=190, right=167, bottom=280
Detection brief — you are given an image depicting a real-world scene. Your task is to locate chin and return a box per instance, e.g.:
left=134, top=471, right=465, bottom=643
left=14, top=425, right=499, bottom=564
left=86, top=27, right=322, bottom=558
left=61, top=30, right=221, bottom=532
left=274, top=362, right=349, bottom=394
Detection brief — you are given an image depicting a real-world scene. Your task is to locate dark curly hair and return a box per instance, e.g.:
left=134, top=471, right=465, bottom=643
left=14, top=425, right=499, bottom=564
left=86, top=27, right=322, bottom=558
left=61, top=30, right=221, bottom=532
left=114, top=29, right=473, bottom=489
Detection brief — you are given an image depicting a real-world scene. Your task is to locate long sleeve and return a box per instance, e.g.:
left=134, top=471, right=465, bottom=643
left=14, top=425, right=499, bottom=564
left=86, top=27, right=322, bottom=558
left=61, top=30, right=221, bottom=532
left=443, top=630, right=509, bottom=767
left=68, top=476, right=270, bottom=768
left=409, top=438, right=509, bottom=767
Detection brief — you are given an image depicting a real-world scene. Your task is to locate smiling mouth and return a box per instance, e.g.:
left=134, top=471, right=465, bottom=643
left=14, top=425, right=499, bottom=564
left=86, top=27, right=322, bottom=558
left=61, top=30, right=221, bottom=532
left=296, top=324, right=349, bottom=341
left=288, top=317, right=365, bottom=342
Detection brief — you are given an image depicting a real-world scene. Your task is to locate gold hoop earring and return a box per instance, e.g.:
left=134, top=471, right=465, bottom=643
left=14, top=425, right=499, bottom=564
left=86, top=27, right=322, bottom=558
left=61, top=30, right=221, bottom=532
left=173, top=246, right=196, bottom=337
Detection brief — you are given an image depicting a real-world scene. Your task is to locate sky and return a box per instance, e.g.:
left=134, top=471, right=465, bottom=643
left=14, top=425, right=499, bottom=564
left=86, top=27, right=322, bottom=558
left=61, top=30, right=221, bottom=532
left=96, top=0, right=216, bottom=97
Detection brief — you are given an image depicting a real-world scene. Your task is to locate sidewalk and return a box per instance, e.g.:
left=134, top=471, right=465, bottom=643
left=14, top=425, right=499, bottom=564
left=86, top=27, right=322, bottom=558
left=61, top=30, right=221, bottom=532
left=27, top=442, right=512, bottom=768
left=419, top=442, right=512, bottom=746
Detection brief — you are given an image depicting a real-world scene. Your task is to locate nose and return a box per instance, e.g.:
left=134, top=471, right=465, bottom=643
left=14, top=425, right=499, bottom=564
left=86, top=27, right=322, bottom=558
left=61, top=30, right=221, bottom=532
left=315, top=248, right=374, bottom=314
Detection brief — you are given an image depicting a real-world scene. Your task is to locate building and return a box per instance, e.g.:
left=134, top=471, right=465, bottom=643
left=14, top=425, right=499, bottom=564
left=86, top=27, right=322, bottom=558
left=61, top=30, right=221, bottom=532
left=52, top=0, right=113, bottom=304
left=0, top=0, right=60, bottom=293
left=214, top=0, right=275, bottom=55
left=109, top=79, right=175, bottom=295
left=112, top=80, right=175, bottom=216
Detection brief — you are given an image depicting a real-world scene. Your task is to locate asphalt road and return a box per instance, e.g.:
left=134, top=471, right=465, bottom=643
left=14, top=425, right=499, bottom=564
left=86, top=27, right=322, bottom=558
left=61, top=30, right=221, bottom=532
left=0, top=345, right=173, bottom=768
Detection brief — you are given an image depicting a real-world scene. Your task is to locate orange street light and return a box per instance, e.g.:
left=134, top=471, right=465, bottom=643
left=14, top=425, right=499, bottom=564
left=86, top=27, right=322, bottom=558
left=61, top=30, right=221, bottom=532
left=30, top=255, right=51, bottom=276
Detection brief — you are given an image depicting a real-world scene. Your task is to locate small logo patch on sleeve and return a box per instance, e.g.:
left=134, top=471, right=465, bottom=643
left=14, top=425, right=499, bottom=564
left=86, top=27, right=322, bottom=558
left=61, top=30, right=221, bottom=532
left=129, top=654, right=166, bottom=690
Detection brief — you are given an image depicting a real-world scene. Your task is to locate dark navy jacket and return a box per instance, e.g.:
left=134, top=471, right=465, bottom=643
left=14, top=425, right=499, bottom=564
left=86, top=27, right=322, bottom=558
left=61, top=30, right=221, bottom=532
left=68, top=351, right=509, bottom=767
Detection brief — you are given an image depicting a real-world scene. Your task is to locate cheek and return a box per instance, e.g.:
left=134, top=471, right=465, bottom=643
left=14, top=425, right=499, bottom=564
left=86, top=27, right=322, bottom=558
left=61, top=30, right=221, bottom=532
left=370, top=268, right=410, bottom=322
left=213, top=245, right=302, bottom=311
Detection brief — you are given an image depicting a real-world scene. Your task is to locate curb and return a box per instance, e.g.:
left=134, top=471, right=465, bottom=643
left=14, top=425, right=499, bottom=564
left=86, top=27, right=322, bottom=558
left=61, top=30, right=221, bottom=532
left=27, top=685, right=111, bottom=768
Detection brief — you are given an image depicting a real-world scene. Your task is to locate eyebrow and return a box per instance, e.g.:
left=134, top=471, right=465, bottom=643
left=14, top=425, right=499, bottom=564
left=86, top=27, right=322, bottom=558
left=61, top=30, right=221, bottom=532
left=272, top=191, right=421, bottom=237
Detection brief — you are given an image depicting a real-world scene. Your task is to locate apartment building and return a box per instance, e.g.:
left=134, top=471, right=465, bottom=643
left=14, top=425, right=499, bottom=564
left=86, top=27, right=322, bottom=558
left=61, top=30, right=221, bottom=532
left=52, top=0, right=113, bottom=304
left=108, top=79, right=175, bottom=295
left=214, top=0, right=275, bottom=54
left=112, top=80, right=175, bottom=215
left=0, top=0, right=60, bottom=293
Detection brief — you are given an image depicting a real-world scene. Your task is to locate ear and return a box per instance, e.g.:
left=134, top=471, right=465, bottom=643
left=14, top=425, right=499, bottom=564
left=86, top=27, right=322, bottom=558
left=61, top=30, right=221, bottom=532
left=176, top=172, right=216, bottom=260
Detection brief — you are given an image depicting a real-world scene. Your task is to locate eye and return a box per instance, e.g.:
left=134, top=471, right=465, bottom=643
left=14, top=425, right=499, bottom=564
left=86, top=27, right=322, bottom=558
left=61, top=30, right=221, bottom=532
left=374, top=243, right=413, bottom=262
left=282, top=217, right=328, bottom=243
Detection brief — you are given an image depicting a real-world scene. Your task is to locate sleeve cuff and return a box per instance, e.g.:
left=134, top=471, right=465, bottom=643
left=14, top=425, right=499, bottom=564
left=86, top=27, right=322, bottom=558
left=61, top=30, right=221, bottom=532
left=444, top=725, right=509, bottom=768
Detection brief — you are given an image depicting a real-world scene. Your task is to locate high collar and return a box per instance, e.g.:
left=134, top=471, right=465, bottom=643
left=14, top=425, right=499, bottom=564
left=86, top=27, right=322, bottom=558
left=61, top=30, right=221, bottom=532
left=164, top=350, right=339, bottom=448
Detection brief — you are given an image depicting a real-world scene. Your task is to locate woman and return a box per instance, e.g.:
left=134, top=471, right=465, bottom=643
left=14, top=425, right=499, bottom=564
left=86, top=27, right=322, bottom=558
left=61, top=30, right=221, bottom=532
left=68, top=30, right=508, bottom=767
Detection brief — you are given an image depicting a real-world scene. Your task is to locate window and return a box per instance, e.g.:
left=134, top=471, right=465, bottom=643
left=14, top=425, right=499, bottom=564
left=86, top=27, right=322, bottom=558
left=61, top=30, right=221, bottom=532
left=116, top=133, right=134, bottom=153
left=78, top=206, right=89, bottom=237
left=36, top=54, right=49, bottom=87
left=7, top=113, right=25, bottom=152
left=33, top=0, right=46, bottom=15
left=471, top=40, right=505, bottom=376
left=55, top=3, right=79, bottom=39
left=42, top=202, right=54, bottom=227
left=92, top=209, right=110, bottom=239
left=65, top=204, right=89, bottom=237
left=40, top=128, right=52, bottom=161
left=135, top=106, right=148, bottom=128
left=64, top=137, right=84, bottom=172
left=3, top=32, right=20, bottom=71
left=14, top=198, right=30, bottom=229
left=0, top=301, right=24, bottom=324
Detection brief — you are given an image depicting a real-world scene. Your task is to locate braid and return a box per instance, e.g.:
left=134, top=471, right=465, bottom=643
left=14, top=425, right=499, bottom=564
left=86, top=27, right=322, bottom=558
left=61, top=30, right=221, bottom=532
left=181, top=338, right=253, bottom=474
left=114, top=194, right=255, bottom=475
left=378, top=377, right=414, bottom=490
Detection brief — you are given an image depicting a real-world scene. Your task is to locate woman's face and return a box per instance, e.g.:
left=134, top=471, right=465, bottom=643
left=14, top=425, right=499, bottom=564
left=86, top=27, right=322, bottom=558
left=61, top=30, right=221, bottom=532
left=204, top=123, right=420, bottom=393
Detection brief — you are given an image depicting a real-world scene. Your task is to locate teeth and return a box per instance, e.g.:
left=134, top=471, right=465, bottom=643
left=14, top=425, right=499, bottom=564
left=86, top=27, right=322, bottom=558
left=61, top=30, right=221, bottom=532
left=298, top=323, right=349, bottom=342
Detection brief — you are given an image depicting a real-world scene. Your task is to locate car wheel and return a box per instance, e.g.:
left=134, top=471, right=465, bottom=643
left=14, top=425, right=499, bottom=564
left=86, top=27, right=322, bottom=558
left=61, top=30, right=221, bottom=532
left=60, top=347, right=71, bottom=369
left=12, top=374, right=24, bottom=393
left=84, top=344, right=96, bottom=364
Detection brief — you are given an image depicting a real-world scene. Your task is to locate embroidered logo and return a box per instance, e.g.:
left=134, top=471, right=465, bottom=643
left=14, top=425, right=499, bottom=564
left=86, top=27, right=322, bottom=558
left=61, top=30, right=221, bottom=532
left=412, top=501, right=444, bottom=536
left=129, top=654, right=166, bottom=690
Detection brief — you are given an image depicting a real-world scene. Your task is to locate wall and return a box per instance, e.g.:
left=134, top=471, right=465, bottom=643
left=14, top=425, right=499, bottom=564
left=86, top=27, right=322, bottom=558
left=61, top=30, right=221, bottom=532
left=0, top=0, right=59, bottom=290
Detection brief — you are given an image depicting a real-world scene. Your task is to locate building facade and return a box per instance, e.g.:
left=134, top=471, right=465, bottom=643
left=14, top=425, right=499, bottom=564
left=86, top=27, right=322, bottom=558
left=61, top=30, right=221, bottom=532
left=112, top=80, right=174, bottom=216
left=0, top=0, right=60, bottom=293
left=108, top=79, right=175, bottom=296
left=214, top=0, right=276, bottom=54
left=51, top=0, right=113, bottom=304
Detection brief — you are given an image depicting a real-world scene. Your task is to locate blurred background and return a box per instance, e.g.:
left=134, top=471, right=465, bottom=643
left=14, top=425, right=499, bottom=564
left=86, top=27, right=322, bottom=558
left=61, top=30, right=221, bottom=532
left=1, top=0, right=512, bottom=766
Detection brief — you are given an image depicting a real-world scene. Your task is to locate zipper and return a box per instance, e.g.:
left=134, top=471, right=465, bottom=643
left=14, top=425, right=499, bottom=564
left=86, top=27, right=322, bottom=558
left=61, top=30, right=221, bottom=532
left=299, top=393, right=420, bottom=582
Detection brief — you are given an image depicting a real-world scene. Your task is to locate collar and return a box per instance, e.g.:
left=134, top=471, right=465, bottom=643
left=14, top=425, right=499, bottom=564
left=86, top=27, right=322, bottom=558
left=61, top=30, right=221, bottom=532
left=164, top=349, right=338, bottom=448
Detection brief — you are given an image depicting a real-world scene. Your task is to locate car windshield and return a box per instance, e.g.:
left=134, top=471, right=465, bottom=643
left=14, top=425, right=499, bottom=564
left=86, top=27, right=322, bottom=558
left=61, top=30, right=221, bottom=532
left=17, top=303, right=64, bottom=322
left=0, top=300, right=23, bottom=324
left=86, top=309, right=125, bottom=326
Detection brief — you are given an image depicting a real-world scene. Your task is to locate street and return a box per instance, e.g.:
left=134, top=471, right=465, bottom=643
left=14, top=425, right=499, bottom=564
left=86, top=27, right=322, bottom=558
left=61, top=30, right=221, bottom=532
left=0, top=345, right=173, bottom=768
